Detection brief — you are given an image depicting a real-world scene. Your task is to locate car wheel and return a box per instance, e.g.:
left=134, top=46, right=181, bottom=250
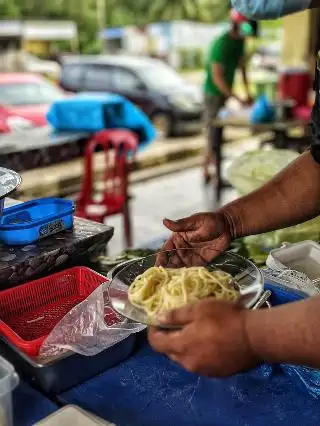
left=151, top=113, right=172, bottom=139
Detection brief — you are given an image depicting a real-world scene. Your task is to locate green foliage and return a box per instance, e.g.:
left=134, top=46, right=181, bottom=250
left=1, top=0, right=230, bottom=53
left=179, top=47, right=204, bottom=70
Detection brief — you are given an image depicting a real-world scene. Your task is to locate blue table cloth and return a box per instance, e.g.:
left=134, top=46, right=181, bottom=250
left=59, top=336, right=320, bottom=426
left=14, top=382, right=57, bottom=426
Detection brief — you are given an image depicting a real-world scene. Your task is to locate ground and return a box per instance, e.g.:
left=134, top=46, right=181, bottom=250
left=107, top=130, right=260, bottom=255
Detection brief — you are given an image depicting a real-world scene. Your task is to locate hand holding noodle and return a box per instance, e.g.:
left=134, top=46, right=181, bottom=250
left=148, top=298, right=260, bottom=377
left=128, top=266, right=239, bottom=318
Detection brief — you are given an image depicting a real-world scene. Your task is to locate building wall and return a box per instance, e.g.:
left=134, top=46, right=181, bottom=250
left=281, top=10, right=311, bottom=68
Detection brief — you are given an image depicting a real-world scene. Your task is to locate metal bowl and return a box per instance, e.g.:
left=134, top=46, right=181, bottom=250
left=108, top=249, right=264, bottom=327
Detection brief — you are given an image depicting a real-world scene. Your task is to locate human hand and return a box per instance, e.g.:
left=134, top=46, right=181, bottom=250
left=158, top=213, right=232, bottom=267
left=148, top=299, right=259, bottom=377
left=243, top=95, right=254, bottom=106
left=235, top=95, right=253, bottom=106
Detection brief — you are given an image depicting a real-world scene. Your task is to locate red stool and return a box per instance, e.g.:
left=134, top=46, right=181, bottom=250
left=76, top=129, right=138, bottom=248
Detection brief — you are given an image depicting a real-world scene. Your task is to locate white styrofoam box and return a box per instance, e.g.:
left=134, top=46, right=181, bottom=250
left=267, top=241, right=320, bottom=280
left=34, top=405, right=115, bottom=426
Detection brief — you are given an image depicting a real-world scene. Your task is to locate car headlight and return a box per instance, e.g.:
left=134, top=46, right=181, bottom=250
left=7, top=116, right=34, bottom=130
left=170, top=95, right=196, bottom=111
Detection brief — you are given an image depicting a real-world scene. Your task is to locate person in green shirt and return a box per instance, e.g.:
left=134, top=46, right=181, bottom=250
left=203, top=15, right=252, bottom=184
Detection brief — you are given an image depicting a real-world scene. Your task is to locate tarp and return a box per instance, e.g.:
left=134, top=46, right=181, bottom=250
left=47, top=93, right=156, bottom=151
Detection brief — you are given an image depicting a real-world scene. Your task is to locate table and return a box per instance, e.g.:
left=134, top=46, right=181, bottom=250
left=0, top=127, right=90, bottom=172
left=211, top=117, right=307, bottom=203
left=14, top=382, right=58, bottom=426
left=57, top=337, right=320, bottom=426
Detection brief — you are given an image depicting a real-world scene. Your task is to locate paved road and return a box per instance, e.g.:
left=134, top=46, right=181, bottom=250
left=106, top=126, right=261, bottom=254
left=106, top=166, right=235, bottom=255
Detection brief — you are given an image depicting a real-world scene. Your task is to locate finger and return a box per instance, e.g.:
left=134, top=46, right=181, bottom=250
left=155, top=247, right=171, bottom=267
left=163, top=216, right=198, bottom=233
left=175, top=248, right=207, bottom=267
left=148, top=327, right=186, bottom=355
left=157, top=303, right=196, bottom=325
left=200, top=245, right=224, bottom=263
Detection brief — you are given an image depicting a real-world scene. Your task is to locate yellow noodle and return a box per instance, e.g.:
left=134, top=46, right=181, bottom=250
left=128, top=266, right=239, bottom=318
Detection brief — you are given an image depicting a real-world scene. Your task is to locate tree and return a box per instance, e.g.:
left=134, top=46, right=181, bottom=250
left=132, top=0, right=229, bottom=23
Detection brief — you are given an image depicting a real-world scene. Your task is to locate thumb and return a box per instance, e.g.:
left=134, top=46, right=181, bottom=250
left=157, top=303, right=196, bottom=326
left=163, top=216, right=198, bottom=233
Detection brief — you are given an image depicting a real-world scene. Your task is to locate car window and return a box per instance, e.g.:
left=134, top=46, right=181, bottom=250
left=0, top=82, right=63, bottom=106
left=61, top=65, right=83, bottom=89
left=83, top=65, right=112, bottom=91
left=137, top=64, right=184, bottom=90
left=111, top=67, right=141, bottom=92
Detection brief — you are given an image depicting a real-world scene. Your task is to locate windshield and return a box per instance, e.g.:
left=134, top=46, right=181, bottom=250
left=0, top=82, right=63, bottom=106
left=138, top=64, right=184, bottom=90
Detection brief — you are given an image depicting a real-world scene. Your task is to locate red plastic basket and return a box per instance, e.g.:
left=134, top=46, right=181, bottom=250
left=0, top=266, right=113, bottom=357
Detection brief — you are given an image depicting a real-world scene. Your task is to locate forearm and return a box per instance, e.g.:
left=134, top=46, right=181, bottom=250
left=245, top=297, right=320, bottom=368
left=221, top=151, right=320, bottom=238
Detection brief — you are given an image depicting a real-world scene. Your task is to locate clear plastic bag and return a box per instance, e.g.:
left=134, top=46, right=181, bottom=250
left=227, top=149, right=299, bottom=196
left=39, top=283, right=145, bottom=357
left=244, top=217, right=320, bottom=254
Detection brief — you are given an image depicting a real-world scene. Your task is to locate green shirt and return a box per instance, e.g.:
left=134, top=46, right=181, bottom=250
left=204, top=32, right=244, bottom=96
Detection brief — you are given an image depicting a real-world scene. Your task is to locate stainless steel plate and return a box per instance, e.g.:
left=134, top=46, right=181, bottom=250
left=109, top=249, right=264, bottom=327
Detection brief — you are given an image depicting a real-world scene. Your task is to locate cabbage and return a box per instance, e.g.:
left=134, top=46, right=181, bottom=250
left=227, top=149, right=299, bottom=196
left=227, top=149, right=319, bottom=263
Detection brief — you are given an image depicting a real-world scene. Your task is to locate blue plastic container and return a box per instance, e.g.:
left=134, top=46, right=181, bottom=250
left=0, top=198, right=74, bottom=245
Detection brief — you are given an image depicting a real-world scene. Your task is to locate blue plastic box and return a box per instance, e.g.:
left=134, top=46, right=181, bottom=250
left=0, top=198, right=74, bottom=246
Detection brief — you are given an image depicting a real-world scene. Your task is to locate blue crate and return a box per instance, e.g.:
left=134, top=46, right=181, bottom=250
left=0, top=198, right=74, bottom=246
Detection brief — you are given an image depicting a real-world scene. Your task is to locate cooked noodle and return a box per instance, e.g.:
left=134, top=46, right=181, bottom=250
left=128, top=266, right=239, bottom=317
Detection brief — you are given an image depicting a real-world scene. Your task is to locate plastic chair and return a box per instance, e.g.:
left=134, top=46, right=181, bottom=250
left=76, top=129, right=138, bottom=248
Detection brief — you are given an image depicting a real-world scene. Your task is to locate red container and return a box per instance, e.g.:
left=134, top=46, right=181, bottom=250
left=279, top=70, right=312, bottom=107
left=0, top=267, right=112, bottom=357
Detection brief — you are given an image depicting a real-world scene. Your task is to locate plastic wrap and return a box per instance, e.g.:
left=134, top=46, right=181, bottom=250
left=227, top=149, right=299, bottom=196
left=244, top=216, right=320, bottom=257
left=39, top=283, right=145, bottom=357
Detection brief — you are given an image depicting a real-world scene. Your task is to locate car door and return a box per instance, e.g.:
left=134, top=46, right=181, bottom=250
left=82, top=64, right=113, bottom=92
left=60, top=64, right=84, bottom=92
left=110, top=66, right=153, bottom=115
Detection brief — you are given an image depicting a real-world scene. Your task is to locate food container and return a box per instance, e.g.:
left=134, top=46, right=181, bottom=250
left=267, top=241, right=320, bottom=280
left=0, top=198, right=74, bottom=245
left=0, top=263, right=138, bottom=393
left=0, top=267, right=109, bottom=357
left=0, top=356, right=19, bottom=426
left=264, top=241, right=320, bottom=296
left=0, top=333, right=135, bottom=394
left=108, top=250, right=264, bottom=326
left=34, top=405, right=115, bottom=425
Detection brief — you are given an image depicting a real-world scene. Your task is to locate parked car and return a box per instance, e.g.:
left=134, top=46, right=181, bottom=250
left=0, top=73, right=64, bottom=133
left=60, top=55, right=204, bottom=137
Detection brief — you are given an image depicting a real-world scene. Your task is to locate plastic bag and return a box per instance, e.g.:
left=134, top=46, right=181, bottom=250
left=227, top=149, right=299, bottom=196
left=227, top=149, right=318, bottom=262
left=39, top=283, right=145, bottom=357
left=250, top=95, right=275, bottom=124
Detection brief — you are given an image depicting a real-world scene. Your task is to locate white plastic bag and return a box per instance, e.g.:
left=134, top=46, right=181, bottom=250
left=40, top=283, right=145, bottom=357
left=227, top=149, right=299, bottom=196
